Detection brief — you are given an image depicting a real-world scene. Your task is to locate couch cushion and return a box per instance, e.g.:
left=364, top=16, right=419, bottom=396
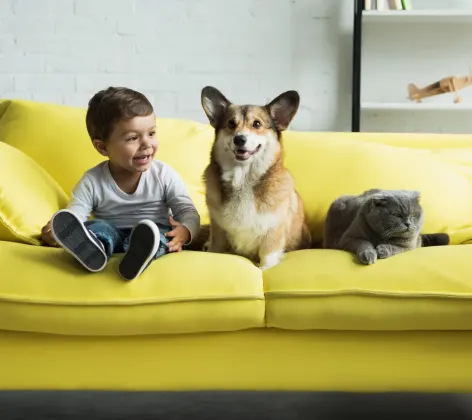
left=264, top=246, right=472, bottom=331
left=0, top=100, right=96, bottom=195
left=0, top=142, right=68, bottom=245
left=283, top=132, right=472, bottom=245
left=0, top=241, right=264, bottom=336
left=0, top=99, right=213, bottom=224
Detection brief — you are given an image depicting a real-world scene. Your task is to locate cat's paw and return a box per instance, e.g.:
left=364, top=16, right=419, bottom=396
left=358, top=249, right=377, bottom=265
left=202, top=241, right=211, bottom=252
left=376, top=244, right=391, bottom=259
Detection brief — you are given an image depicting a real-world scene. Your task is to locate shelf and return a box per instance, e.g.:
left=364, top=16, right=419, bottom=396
left=361, top=102, right=472, bottom=111
left=363, top=10, right=472, bottom=23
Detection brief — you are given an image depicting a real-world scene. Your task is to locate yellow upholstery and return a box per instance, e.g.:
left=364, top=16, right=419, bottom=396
left=0, top=99, right=99, bottom=196
left=2, top=98, right=472, bottom=392
left=283, top=132, right=472, bottom=244
left=0, top=241, right=264, bottom=335
left=0, top=99, right=212, bottom=224
left=0, top=141, right=68, bottom=245
left=265, top=246, right=472, bottom=331
left=2, top=329, right=472, bottom=392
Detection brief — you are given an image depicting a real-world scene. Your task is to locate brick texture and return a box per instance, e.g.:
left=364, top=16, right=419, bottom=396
left=0, top=0, right=353, bottom=131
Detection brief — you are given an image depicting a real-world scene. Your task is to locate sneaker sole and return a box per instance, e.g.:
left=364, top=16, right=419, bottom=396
left=51, top=210, right=107, bottom=272
left=119, top=223, right=159, bottom=281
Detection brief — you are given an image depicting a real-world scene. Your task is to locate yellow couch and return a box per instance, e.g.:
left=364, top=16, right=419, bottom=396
left=1, top=98, right=472, bottom=392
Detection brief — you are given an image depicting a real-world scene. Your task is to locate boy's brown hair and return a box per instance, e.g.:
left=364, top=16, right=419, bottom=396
left=86, top=87, right=154, bottom=142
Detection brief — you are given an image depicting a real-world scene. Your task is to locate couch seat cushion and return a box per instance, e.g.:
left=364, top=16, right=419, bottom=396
left=264, top=245, right=472, bottom=331
left=0, top=241, right=264, bottom=336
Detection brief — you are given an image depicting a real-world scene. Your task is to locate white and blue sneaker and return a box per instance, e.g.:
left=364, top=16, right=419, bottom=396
left=119, top=220, right=160, bottom=281
left=51, top=209, right=108, bottom=272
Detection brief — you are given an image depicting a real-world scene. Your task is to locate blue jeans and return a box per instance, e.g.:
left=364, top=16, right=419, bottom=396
left=84, top=219, right=171, bottom=260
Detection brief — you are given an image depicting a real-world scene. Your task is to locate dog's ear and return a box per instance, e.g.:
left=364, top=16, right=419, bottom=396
left=266, top=90, right=300, bottom=131
left=201, top=86, right=231, bottom=128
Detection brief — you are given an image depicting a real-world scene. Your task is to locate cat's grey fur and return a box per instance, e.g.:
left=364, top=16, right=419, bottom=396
left=323, top=189, right=449, bottom=265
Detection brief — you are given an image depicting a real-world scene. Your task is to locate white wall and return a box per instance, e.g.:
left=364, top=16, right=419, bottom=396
left=3, top=1, right=469, bottom=134
left=0, top=0, right=354, bottom=132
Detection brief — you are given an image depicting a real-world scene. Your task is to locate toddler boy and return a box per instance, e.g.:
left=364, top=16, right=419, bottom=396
left=41, top=87, right=200, bottom=280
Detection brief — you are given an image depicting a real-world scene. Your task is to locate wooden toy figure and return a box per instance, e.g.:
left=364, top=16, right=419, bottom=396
left=408, top=71, right=472, bottom=104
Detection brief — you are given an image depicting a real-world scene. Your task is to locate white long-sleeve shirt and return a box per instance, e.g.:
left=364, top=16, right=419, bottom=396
left=67, top=160, right=200, bottom=242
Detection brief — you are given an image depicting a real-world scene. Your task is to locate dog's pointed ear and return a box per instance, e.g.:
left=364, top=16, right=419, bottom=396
left=266, top=90, right=300, bottom=131
left=201, top=86, right=231, bottom=128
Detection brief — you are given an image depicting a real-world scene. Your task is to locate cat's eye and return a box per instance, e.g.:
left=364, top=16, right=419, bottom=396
left=412, top=212, right=419, bottom=217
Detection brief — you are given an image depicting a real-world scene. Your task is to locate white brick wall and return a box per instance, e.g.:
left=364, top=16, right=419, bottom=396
left=0, top=0, right=354, bottom=131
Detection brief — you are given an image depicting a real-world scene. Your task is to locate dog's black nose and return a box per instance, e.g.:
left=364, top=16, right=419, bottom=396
left=233, top=135, right=247, bottom=147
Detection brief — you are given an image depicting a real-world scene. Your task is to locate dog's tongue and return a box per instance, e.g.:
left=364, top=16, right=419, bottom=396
left=236, top=149, right=250, bottom=158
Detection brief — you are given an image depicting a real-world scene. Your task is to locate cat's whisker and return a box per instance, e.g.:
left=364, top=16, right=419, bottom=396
left=383, top=227, right=396, bottom=240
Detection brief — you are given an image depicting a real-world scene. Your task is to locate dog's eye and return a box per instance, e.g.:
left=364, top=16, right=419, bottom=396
left=227, top=119, right=236, bottom=129
left=253, top=120, right=261, bottom=129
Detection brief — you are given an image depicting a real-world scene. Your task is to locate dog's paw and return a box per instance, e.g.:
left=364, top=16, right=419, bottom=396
left=202, top=241, right=211, bottom=252
left=259, top=251, right=283, bottom=271
left=358, top=249, right=377, bottom=265
left=375, top=244, right=391, bottom=259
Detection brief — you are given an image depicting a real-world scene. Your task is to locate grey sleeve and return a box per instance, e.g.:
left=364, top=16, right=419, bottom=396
left=163, top=165, right=201, bottom=244
left=66, top=175, right=94, bottom=223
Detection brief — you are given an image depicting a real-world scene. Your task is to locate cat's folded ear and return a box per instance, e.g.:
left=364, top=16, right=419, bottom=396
left=371, top=193, right=388, bottom=206
left=372, top=197, right=388, bottom=206
left=409, top=190, right=421, bottom=200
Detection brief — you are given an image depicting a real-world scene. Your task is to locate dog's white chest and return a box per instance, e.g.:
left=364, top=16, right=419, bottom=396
left=214, top=168, right=278, bottom=257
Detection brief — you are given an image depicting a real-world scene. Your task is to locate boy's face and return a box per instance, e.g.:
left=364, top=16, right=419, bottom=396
left=93, top=113, right=157, bottom=174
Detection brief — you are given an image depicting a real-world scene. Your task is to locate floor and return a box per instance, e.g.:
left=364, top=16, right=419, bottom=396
left=2, top=391, right=472, bottom=419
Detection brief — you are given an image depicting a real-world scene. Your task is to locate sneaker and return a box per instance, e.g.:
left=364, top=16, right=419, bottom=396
left=119, top=220, right=160, bottom=281
left=51, top=209, right=107, bottom=272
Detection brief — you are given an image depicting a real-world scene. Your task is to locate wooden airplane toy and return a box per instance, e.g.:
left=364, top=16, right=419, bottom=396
left=408, top=71, right=472, bottom=104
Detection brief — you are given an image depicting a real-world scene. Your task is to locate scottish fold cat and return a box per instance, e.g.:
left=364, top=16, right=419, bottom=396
left=323, top=189, right=449, bottom=265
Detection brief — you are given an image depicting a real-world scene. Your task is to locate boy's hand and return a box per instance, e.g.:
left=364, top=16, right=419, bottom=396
left=41, top=220, right=58, bottom=247
left=165, top=216, right=190, bottom=252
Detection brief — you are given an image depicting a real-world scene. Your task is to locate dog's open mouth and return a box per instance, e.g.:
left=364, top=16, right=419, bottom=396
left=234, top=145, right=261, bottom=161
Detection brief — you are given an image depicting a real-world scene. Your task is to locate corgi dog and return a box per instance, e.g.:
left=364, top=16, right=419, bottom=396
left=200, top=86, right=311, bottom=270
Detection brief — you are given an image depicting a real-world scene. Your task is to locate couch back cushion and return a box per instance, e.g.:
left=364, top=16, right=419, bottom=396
left=2, top=99, right=472, bottom=245
left=283, top=131, right=472, bottom=245
left=0, top=141, right=68, bottom=244
left=0, top=99, right=213, bottom=224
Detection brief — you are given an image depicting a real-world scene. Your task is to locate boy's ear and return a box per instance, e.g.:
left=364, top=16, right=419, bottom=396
left=92, top=139, right=108, bottom=157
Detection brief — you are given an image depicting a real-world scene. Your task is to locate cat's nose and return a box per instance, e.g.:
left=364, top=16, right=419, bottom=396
left=405, top=221, right=411, bottom=228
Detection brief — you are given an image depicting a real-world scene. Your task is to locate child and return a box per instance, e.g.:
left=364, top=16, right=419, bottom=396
left=41, top=86, right=200, bottom=280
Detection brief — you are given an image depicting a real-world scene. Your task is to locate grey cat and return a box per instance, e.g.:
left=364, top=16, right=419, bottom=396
left=323, top=189, right=450, bottom=265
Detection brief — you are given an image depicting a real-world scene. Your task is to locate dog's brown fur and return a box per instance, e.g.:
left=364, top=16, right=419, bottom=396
left=200, top=86, right=311, bottom=270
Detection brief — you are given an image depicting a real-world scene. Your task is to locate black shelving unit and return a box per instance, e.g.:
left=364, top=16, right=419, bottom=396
left=351, top=0, right=364, bottom=132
